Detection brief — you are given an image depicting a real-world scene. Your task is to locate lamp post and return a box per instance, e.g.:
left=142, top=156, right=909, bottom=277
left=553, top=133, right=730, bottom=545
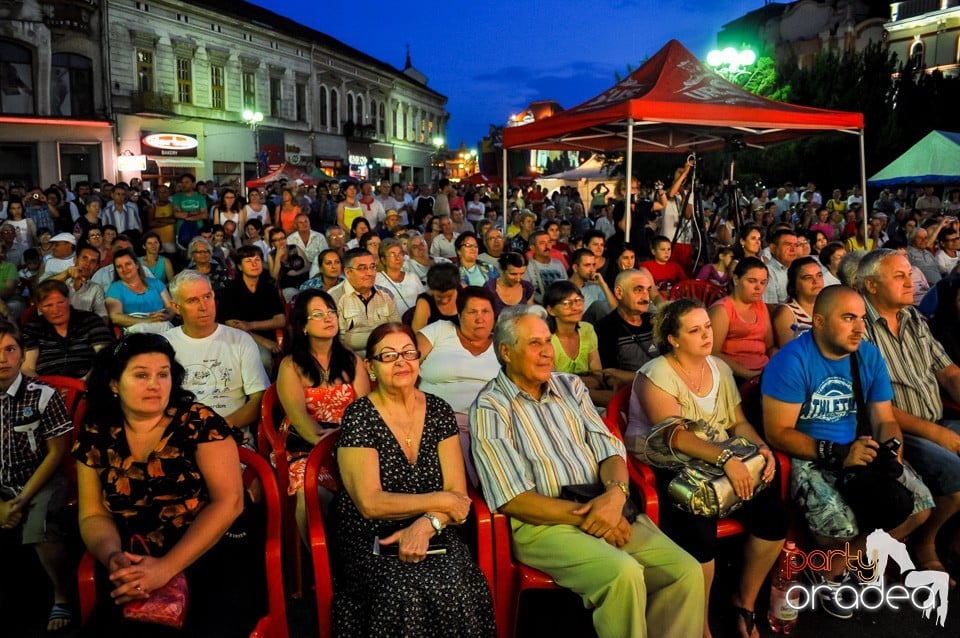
left=431, top=136, right=445, bottom=183
left=706, top=47, right=756, bottom=82
left=243, top=109, right=264, bottom=177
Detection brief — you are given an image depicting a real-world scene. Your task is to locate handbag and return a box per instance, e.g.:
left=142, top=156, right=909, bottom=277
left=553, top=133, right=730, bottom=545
left=639, top=417, right=768, bottom=518
left=560, top=483, right=640, bottom=522
left=122, top=535, right=189, bottom=629
left=837, top=352, right=914, bottom=532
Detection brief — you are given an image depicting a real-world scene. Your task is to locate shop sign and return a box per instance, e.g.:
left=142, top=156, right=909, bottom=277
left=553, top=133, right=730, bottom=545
left=140, top=132, right=199, bottom=157
left=117, top=154, right=147, bottom=171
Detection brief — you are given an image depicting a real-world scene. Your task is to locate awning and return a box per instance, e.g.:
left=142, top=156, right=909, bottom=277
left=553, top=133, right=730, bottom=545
left=150, top=157, right=205, bottom=167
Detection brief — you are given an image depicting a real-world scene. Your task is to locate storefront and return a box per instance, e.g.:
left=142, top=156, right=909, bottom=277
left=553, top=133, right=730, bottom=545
left=0, top=116, right=113, bottom=188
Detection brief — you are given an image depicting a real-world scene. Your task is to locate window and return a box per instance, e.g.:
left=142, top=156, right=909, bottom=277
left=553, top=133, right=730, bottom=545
left=910, top=40, right=924, bottom=69
left=136, top=49, right=154, bottom=92
left=356, top=95, right=364, bottom=123
left=270, top=77, right=281, bottom=117
left=0, top=41, right=34, bottom=114
left=402, top=107, right=408, bottom=140
left=210, top=65, right=224, bottom=109
left=369, top=99, right=376, bottom=131
left=379, top=103, right=386, bottom=138
left=392, top=107, right=398, bottom=139
left=242, top=72, right=256, bottom=110
left=51, top=53, right=93, bottom=117
left=330, top=89, right=339, bottom=132
left=319, top=86, right=328, bottom=127
left=295, top=82, right=306, bottom=122
left=346, top=93, right=354, bottom=123
left=176, top=57, right=192, bottom=103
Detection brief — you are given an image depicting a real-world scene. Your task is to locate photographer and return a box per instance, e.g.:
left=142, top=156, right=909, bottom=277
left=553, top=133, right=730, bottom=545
left=658, top=157, right=696, bottom=274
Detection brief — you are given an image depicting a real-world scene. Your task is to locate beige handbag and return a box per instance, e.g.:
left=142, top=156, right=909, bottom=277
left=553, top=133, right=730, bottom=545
left=639, top=417, right=768, bottom=518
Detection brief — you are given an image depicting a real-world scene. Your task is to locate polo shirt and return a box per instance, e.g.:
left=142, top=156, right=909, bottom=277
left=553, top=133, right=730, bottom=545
left=23, top=310, right=114, bottom=378
left=470, top=370, right=625, bottom=511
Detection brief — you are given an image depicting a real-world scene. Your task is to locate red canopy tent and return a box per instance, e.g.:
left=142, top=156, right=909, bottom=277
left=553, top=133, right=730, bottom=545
left=502, top=39, right=867, bottom=239
left=245, top=162, right=318, bottom=189
left=460, top=172, right=498, bottom=186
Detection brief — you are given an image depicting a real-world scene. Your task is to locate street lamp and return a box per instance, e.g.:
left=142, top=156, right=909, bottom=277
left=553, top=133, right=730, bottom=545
left=431, top=136, right=445, bottom=183
left=706, top=47, right=756, bottom=81
left=243, top=109, right=264, bottom=177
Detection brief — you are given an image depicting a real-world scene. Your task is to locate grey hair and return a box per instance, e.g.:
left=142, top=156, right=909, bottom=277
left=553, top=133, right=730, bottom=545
left=169, top=269, right=212, bottom=302
left=615, top=267, right=652, bottom=290
left=856, top=248, right=899, bottom=294
left=838, top=250, right=867, bottom=289
left=187, top=236, right=213, bottom=256
left=906, top=226, right=926, bottom=244
left=378, top=237, right=401, bottom=260
left=492, top=304, right=548, bottom=367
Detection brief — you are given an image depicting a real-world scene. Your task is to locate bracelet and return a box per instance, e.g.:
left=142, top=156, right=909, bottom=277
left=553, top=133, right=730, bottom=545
left=715, top=449, right=734, bottom=468
left=604, top=479, right=629, bottom=499
left=815, top=439, right=847, bottom=470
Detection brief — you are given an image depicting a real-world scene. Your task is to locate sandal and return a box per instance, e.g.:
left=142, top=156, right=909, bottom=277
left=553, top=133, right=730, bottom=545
left=731, top=605, right=757, bottom=638
left=47, top=603, right=74, bottom=633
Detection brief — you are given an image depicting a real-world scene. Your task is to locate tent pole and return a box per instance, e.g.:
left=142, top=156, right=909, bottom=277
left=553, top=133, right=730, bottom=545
left=502, top=146, right=509, bottom=236
left=859, top=130, right=868, bottom=246
left=625, top=120, right=634, bottom=243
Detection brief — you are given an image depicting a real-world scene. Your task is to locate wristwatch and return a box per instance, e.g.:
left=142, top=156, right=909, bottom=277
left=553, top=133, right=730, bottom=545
left=422, top=513, right=442, bottom=537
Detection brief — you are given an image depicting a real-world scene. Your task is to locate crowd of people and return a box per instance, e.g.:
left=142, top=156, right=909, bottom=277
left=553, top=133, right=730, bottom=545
left=1, top=169, right=960, bottom=637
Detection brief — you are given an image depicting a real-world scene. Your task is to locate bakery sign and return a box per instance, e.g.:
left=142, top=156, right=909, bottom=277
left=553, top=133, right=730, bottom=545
left=140, top=132, right=199, bottom=157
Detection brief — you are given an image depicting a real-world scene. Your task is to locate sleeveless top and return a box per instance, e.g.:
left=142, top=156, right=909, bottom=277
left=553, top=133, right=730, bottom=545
left=278, top=205, right=299, bottom=235
left=139, top=255, right=170, bottom=283
left=783, top=300, right=813, bottom=339
left=154, top=202, right=175, bottom=244
left=286, top=382, right=358, bottom=452
left=713, top=296, right=770, bottom=372
left=343, top=204, right=364, bottom=232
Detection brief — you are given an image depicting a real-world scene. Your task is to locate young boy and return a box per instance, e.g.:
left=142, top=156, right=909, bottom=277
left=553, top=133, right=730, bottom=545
left=0, top=322, right=73, bottom=631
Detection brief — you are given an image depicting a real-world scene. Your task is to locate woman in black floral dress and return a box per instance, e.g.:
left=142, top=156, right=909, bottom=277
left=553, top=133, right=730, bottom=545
left=73, top=333, right=264, bottom=637
left=330, top=322, right=495, bottom=637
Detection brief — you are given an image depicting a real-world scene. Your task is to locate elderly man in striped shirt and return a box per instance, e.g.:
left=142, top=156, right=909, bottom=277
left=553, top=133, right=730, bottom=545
left=469, top=305, right=702, bottom=638
left=859, top=249, right=960, bottom=580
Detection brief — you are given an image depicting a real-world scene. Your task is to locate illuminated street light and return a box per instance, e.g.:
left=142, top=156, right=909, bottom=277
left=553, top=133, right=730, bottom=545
left=243, top=109, right=264, bottom=177
left=706, top=46, right=756, bottom=81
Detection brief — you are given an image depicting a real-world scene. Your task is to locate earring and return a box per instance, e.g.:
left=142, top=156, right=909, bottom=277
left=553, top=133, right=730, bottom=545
left=369, top=371, right=376, bottom=382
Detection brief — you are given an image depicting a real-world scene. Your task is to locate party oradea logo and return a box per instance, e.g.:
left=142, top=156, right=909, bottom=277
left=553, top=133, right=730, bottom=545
left=782, top=529, right=950, bottom=626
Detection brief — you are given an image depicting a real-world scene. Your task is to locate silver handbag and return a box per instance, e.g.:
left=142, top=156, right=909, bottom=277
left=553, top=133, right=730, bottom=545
left=639, top=417, right=768, bottom=518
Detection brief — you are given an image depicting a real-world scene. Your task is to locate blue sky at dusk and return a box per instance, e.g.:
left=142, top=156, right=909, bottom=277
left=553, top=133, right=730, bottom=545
left=249, top=0, right=770, bottom=147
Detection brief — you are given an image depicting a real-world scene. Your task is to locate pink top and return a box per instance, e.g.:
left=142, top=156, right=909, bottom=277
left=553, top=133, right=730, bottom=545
left=713, top=296, right=770, bottom=373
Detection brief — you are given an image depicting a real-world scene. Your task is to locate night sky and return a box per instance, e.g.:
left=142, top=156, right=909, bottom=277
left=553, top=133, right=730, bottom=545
left=248, top=0, right=769, bottom=148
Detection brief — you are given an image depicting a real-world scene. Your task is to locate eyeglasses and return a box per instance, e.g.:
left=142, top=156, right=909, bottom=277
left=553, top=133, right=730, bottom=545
left=460, top=243, right=479, bottom=249
left=348, top=264, right=377, bottom=272
left=556, top=296, right=585, bottom=308
left=369, top=349, right=420, bottom=363
left=87, top=233, right=102, bottom=238
left=307, top=309, right=338, bottom=321
left=192, top=249, right=211, bottom=255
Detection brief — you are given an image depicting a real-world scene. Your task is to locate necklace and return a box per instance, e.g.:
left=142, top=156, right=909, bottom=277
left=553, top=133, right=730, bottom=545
left=312, top=351, right=330, bottom=385
left=673, top=354, right=706, bottom=393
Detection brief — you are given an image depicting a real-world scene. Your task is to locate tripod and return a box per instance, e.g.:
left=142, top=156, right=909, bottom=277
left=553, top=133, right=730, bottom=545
left=671, top=153, right=712, bottom=274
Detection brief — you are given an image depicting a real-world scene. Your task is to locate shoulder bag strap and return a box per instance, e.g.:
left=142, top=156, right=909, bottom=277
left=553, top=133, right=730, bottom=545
left=849, top=351, right=871, bottom=438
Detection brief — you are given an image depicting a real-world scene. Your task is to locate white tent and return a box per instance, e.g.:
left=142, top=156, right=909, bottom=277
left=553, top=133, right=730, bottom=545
left=538, top=155, right=621, bottom=210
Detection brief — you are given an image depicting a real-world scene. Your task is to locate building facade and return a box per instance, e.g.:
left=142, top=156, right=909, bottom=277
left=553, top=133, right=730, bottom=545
left=1, top=0, right=448, bottom=188
left=885, top=0, right=960, bottom=77
left=0, top=0, right=113, bottom=189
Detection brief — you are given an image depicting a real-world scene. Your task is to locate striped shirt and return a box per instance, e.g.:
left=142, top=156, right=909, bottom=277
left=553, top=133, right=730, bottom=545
left=469, top=370, right=625, bottom=512
left=863, top=298, right=953, bottom=423
left=1, top=374, right=72, bottom=492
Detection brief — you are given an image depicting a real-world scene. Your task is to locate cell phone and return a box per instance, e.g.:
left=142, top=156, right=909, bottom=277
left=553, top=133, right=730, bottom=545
left=881, top=437, right=902, bottom=455
left=372, top=536, right=447, bottom=557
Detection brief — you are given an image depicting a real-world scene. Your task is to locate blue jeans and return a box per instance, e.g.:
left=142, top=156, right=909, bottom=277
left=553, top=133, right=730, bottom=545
left=903, top=419, right=960, bottom=497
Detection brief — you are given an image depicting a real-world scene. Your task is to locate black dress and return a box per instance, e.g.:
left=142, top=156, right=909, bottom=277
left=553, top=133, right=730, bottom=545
left=330, top=394, right=495, bottom=637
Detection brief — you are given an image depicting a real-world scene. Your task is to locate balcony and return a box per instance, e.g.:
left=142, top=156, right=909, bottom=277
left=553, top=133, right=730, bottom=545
left=343, top=120, right=378, bottom=142
left=130, top=91, right=174, bottom=114
left=891, top=0, right=956, bottom=21
left=40, top=0, right=98, bottom=34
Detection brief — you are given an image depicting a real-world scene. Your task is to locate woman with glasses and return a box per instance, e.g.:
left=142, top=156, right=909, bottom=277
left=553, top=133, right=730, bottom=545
left=375, top=238, right=424, bottom=315
left=74, top=333, right=265, bottom=637
left=213, top=188, right=244, bottom=241
left=544, top=280, right=611, bottom=406
left=82, top=226, right=110, bottom=268
left=186, top=236, right=232, bottom=296
left=456, top=231, right=498, bottom=286
left=276, top=289, right=369, bottom=538
left=330, top=323, right=495, bottom=637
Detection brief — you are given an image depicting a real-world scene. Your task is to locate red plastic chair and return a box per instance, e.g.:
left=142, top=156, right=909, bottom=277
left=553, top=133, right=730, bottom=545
left=491, top=403, right=660, bottom=638
left=78, top=447, right=289, bottom=638
left=37, top=375, right=88, bottom=503
left=258, top=383, right=305, bottom=599
left=303, top=433, right=339, bottom=638
left=670, top=279, right=727, bottom=306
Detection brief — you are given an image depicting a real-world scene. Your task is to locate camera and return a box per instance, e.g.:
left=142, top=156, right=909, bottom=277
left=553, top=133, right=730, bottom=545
left=31, top=193, right=40, bottom=200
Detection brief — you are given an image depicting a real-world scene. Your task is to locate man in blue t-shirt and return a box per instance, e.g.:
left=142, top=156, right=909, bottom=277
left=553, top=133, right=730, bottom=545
left=762, top=285, right=933, bottom=618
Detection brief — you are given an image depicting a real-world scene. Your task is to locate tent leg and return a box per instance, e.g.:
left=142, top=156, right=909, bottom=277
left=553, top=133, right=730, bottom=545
left=502, top=147, right=509, bottom=236
left=625, top=120, right=634, bottom=243
left=860, top=131, right=869, bottom=243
